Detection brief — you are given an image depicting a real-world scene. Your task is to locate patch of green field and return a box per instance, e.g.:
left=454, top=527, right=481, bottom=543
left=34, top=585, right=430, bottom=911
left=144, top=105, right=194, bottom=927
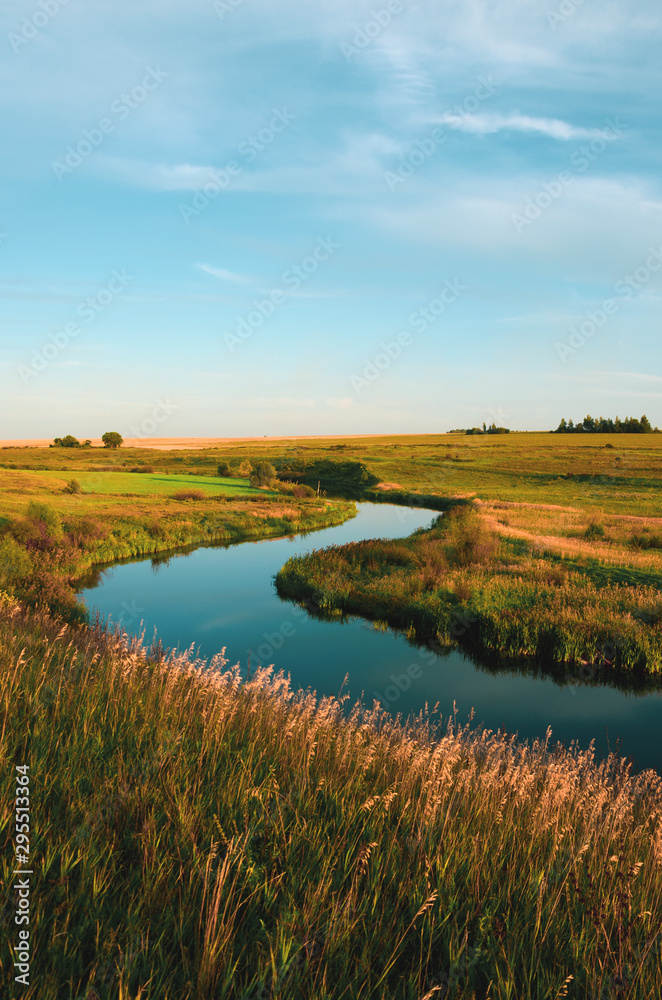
left=36, top=470, right=262, bottom=497
left=6, top=432, right=662, bottom=512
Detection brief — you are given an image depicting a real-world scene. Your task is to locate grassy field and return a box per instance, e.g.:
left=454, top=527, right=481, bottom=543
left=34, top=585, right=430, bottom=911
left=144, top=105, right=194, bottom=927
left=2, top=434, right=662, bottom=997
left=3, top=431, right=661, bottom=512
left=1, top=433, right=661, bottom=665
left=36, top=470, right=261, bottom=497
left=1, top=598, right=660, bottom=1000
left=276, top=505, right=662, bottom=673
left=0, top=461, right=354, bottom=624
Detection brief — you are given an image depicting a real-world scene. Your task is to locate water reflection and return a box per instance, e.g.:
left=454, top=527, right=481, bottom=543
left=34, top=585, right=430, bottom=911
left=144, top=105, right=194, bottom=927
left=80, top=503, right=662, bottom=774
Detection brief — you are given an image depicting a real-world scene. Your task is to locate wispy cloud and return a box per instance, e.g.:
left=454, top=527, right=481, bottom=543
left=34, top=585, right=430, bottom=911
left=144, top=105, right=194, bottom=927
left=97, top=158, right=222, bottom=191
left=196, top=264, right=252, bottom=284
left=436, top=112, right=606, bottom=141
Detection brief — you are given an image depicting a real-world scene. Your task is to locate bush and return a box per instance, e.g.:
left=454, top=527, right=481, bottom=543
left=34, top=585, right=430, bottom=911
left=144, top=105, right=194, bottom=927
left=250, top=460, right=277, bottom=487
left=630, top=532, right=662, bottom=550
left=238, top=460, right=253, bottom=477
left=129, top=466, right=155, bottom=473
left=65, top=516, right=108, bottom=548
left=292, top=484, right=316, bottom=498
left=217, top=462, right=232, bottom=477
left=24, top=502, right=64, bottom=545
left=445, top=506, right=498, bottom=566
left=63, top=479, right=82, bottom=494
left=0, top=535, right=33, bottom=585
left=172, top=489, right=205, bottom=501
left=273, top=480, right=294, bottom=495
left=584, top=519, right=606, bottom=541
left=102, top=431, right=123, bottom=449
left=52, top=435, right=81, bottom=448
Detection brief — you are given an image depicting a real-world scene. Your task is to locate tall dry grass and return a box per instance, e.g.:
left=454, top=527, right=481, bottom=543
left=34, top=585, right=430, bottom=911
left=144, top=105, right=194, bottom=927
left=0, top=597, right=660, bottom=998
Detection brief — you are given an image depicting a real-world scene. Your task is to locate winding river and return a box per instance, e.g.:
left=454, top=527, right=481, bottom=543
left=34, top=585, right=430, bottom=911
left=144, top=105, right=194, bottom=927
left=80, top=502, right=662, bottom=773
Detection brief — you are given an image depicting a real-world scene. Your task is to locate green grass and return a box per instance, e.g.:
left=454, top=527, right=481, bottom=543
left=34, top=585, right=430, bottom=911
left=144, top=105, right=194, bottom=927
left=2, top=435, right=662, bottom=667
left=276, top=507, right=662, bottom=673
left=35, top=470, right=262, bottom=497
left=1, top=598, right=661, bottom=999
left=2, top=437, right=662, bottom=996
left=0, top=492, right=356, bottom=624
left=4, top=431, right=662, bottom=513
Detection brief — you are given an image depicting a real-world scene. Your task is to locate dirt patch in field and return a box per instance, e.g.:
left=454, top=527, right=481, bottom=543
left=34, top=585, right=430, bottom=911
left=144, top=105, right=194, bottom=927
left=474, top=498, right=580, bottom=513
left=0, top=470, right=68, bottom=493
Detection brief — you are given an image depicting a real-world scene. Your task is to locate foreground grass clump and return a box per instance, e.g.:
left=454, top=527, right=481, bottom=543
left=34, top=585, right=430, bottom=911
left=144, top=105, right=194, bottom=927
left=1, top=602, right=661, bottom=999
left=276, top=506, right=662, bottom=672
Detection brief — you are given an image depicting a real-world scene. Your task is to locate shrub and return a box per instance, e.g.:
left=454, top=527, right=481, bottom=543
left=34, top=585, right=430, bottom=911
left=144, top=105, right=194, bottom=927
left=102, top=431, right=123, bottom=449
left=129, top=466, right=155, bottom=473
left=217, top=461, right=232, bottom=477
left=273, top=480, right=294, bottom=495
left=445, top=506, right=498, bottom=566
left=292, top=484, right=316, bottom=498
left=52, top=435, right=81, bottom=448
left=584, top=519, right=606, bottom=541
left=630, top=532, right=662, bottom=550
left=172, top=489, right=205, bottom=501
left=238, top=460, right=253, bottom=477
left=63, top=479, right=82, bottom=494
left=249, top=460, right=277, bottom=487
left=65, top=517, right=108, bottom=548
left=0, top=535, right=33, bottom=584
left=24, top=502, right=64, bottom=545
left=144, top=518, right=168, bottom=539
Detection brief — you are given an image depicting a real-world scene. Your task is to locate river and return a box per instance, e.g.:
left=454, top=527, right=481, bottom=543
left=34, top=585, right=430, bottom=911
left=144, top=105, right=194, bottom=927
left=80, top=502, right=662, bottom=773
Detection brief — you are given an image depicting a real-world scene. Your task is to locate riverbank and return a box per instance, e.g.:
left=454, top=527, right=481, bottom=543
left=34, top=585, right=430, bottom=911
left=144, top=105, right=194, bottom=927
left=0, top=488, right=355, bottom=622
left=2, top=596, right=660, bottom=998
left=276, top=504, right=662, bottom=673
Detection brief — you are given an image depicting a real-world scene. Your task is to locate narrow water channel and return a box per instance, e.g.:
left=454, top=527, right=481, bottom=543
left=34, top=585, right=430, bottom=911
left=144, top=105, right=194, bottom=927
left=80, top=502, right=662, bottom=773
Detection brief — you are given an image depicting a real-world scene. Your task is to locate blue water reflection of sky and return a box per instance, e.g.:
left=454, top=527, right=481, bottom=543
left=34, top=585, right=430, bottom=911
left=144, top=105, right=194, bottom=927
left=82, top=504, right=662, bottom=774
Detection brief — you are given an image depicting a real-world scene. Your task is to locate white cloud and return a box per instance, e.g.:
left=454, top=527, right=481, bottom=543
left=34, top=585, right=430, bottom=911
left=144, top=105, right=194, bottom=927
left=96, top=158, right=222, bottom=191
left=196, top=264, right=252, bottom=284
left=435, top=112, right=605, bottom=140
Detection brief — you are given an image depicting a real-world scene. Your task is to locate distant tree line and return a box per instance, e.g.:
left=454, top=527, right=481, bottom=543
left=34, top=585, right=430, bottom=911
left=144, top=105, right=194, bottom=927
left=51, top=436, right=92, bottom=448
left=447, top=423, right=511, bottom=435
left=50, top=432, right=123, bottom=448
left=553, top=414, right=659, bottom=434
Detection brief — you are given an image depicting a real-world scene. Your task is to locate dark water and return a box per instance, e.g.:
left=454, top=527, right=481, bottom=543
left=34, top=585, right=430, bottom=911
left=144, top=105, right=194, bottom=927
left=80, top=503, right=662, bottom=774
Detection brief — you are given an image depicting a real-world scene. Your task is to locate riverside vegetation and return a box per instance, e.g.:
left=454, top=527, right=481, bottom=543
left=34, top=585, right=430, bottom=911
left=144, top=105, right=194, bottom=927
left=0, top=596, right=661, bottom=999
left=1, top=432, right=661, bottom=996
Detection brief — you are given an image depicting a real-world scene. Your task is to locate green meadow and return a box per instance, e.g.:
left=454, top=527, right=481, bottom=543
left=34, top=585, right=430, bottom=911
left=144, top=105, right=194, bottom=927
left=36, top=470, right=261, bottom=497
left=1, top=433, right=661, bottom=997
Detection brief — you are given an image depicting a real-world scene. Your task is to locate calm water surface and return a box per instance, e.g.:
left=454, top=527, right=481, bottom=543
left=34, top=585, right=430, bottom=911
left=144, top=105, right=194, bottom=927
left=80, top=503, right=662, bottom=773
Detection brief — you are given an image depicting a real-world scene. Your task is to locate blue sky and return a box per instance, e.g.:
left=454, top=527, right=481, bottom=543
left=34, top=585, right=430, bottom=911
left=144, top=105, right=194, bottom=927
left=2, top=0, right=661, bottom=438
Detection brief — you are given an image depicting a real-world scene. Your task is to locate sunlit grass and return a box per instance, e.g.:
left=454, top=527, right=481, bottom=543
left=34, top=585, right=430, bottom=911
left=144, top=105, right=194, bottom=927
left=276, top=506, right=662, bottom=673
left=1, top=599, right=660, bottom=999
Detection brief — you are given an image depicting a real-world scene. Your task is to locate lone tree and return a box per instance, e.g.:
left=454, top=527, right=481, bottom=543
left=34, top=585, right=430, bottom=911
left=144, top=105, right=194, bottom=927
left=249, top=460, right=277, bottom=487
left=102, top=431, right=123, bottom=449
